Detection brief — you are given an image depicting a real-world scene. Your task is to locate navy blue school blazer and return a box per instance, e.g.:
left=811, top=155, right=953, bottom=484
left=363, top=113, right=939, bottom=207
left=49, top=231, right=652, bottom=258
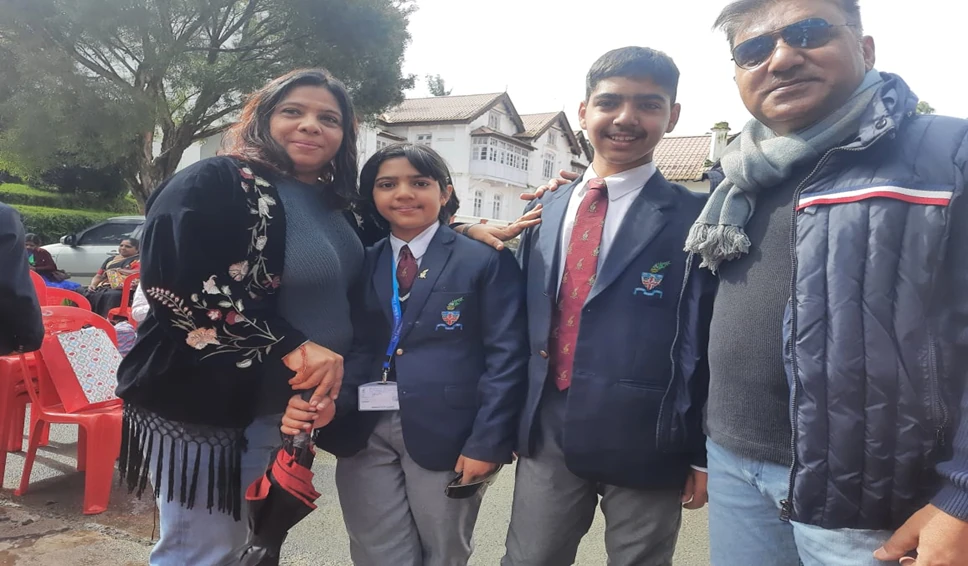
left=516, top=172, right=717, bottom=490
left=314, top=224, right=529, bottom=471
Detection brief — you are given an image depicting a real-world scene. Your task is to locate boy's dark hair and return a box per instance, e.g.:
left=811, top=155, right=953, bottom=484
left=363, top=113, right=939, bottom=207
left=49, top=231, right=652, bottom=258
left=585, top=47, right=680, bottom=103
left=24, top=233, right=41, bottom=246
left=714, top=0, right=863, bottom=46
left=359, top=143, right=455, bottom=224
left=443, top=191, right=461, bottom=221
left=223, top=68, right=359, bottom=209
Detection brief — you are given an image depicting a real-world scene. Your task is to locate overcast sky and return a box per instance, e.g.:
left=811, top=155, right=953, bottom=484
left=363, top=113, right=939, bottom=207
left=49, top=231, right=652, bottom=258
left=399, top=0, right=964, bottom=136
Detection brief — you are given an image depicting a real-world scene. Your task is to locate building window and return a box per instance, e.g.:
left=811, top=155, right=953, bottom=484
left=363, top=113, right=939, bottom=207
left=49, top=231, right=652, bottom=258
left=473, top=190, right=484, bottom=217
left=416, top=133, right=432, bottom=146
left=376, top=139, right=390, bottom=150
left=488, top=112, right=501, bottom=130
left=548, top=129, right=558, bottom=146
left=542, top=152, right=556, bottom=179
left=472, top=137, right=529, bottom=171
left=492, top=194, right=502, bottom=219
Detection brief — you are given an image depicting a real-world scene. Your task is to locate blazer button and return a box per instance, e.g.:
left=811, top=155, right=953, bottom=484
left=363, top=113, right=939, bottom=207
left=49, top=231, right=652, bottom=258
left=539, top=350, right=549, bottom=359
left=396, top=348, right=404, bottom=356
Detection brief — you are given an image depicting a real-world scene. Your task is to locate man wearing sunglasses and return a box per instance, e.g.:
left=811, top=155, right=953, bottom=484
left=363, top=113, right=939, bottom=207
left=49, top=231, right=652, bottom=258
left=689, top=0, right=968, bottom=565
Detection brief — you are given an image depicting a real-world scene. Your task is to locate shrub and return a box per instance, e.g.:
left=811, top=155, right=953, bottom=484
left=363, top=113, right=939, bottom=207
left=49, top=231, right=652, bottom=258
left=0, top=183, right=62, bottom=207
left=10, top=204, right=115, bottom=244
left=0, top=183, right=140, bottom=213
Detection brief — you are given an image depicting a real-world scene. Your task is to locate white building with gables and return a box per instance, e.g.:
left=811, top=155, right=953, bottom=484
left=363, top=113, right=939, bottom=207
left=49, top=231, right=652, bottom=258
left=357, top=93, right=591, bottom=225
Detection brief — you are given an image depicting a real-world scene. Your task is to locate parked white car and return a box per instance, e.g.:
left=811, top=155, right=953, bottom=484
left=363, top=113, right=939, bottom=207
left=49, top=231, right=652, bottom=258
left=43, top=215, right=145, bottom=279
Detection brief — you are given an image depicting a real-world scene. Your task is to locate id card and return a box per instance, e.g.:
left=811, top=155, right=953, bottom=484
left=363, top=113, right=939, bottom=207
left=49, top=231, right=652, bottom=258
left=358, top=381, right=400, bottom=411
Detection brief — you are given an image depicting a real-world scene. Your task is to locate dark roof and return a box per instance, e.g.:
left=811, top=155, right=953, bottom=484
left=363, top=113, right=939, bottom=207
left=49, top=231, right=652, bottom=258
left=574, top=130, right=593, bottom=161
left=376, top=129, right=406, bottom=142
left=653, top=135, right=712, bottom=182
left=518, top=112, right=559, bottom=138
left=515, top=111, right=583, bottom=156
left=381, top=93, right=524, bottom=131
left=470, top=127, right=535, bottom=151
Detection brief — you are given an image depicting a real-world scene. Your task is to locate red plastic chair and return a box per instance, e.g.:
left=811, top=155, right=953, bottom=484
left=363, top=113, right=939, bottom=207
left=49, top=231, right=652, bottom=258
left=44, top=288, right=92, bottom=310
left=106, top=272, right=140, bottom=325
left=4, top=357, right=48, bottom=454
left=3, top=278, right=87, bottom=453
left=28, top=270, right=48, bottom=305
left=0, top=355, right=36, bottom=484
left=14, top=306, right=123, bottom=515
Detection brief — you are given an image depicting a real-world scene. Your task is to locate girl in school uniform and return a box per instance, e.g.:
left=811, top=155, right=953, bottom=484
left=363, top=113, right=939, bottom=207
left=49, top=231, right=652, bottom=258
left=281, top=143, right=529, bottom=566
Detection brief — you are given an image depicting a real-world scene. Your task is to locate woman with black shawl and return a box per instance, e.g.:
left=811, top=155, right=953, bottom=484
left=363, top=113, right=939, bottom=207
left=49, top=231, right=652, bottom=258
left=115, top=69, right=387, bottom=565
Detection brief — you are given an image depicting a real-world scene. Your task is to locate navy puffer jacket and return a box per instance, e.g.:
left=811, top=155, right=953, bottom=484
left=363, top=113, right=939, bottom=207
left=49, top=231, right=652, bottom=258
left=782, top=73, right=968, bottom=530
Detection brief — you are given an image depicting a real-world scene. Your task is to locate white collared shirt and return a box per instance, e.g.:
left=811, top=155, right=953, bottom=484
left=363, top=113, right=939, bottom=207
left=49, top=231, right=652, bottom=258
left=389, top=221, right=440, bottom=268
left=557, top=162, right=657, bottom=289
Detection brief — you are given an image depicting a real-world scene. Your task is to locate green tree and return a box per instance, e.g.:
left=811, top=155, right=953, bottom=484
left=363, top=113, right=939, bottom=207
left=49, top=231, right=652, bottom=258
left=916, top=101, right=936, bottom=115
left=426, top=74, right=452, bottom=97
left=0, top=0, right=416, bottom=208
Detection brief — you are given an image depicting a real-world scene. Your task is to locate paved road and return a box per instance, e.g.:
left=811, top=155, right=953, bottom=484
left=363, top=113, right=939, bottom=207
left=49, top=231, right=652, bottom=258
left=2, top=421, right=711, bottom=565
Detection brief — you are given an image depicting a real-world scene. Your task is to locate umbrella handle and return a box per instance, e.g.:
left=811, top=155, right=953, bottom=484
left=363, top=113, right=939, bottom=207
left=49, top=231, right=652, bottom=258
left=290, top=388, right=316, bottom=450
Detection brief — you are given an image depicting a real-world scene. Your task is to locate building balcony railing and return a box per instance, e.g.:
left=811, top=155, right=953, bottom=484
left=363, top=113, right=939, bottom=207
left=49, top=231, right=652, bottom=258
left=469, top=160, right=529, bottom=187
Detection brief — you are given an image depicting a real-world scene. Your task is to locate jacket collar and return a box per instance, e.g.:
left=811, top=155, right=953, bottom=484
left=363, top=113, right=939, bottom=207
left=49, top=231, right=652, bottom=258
left=852, top=72, right=918, bottom=148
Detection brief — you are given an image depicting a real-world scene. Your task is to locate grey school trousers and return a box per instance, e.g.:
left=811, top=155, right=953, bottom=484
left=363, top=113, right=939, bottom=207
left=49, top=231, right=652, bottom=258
left=335, top=411, right=486, bottom=566
left=502, top=386, right=683, bottom=566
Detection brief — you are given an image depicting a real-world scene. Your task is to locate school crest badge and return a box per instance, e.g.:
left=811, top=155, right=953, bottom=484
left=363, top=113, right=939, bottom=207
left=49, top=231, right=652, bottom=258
left=436, top=297, right=464, bottom=331
left=634, top=261, right=671, bottom=297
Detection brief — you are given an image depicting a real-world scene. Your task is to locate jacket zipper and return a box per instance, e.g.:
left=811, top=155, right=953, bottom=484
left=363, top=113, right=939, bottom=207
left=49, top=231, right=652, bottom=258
left=779, top=130, right=894, bottom=521
left=656, top=252, right=694, bottom=450
left=926, top=330, right=948, bottom=447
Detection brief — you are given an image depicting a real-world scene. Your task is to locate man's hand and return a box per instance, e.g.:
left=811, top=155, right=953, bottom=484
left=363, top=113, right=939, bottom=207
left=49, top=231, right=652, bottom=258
left=284, top=341, right=343, bottom=409
left=520, top=169, right=580, bottom=202
left=463, top=206, right=543, bottom=250
left=681, top=468, right=709, bottom=510
left=874, top=504, right=968, bottom=565
left=280, top=393, right=336, bottom=435
left=455, top=455, right=499, bottom=485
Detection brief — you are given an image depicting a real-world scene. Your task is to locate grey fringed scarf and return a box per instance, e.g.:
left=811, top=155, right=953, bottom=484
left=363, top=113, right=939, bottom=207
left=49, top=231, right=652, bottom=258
left=685, top=69, right=884, bottom=271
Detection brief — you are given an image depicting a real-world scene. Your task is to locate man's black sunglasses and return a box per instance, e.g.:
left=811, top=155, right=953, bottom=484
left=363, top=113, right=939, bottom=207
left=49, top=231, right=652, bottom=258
left=731, top=18, right=856, bottom=70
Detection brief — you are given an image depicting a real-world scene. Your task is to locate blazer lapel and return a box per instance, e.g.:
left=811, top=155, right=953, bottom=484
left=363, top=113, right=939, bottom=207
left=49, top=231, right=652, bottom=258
left=588, top=172, right=678, bottom=303
left=538, top=181, right=579, bottom=298
left=399, top=226, right=454, bottom=341
left=372, top=241, right=394, bottom=325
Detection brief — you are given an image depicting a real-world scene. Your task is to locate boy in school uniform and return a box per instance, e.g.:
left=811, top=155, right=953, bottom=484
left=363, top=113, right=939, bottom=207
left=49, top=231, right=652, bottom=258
left=283, top=143, right=528, bottom=566
left=501, top=47, right=717, bottom=566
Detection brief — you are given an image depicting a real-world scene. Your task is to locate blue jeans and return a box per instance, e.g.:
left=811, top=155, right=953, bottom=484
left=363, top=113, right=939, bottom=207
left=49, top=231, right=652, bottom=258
left=706, top=439, right=897, bottom=566
left=148, top=414, right=283, bottom=566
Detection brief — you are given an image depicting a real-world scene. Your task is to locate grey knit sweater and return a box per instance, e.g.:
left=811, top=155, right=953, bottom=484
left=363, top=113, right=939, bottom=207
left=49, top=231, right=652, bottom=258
left=705, top=167, right=814, bottom=466
left=255, top=178, right=364, bottom=416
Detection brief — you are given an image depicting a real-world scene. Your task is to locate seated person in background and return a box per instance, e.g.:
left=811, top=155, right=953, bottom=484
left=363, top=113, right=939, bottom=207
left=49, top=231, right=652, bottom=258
left=25, top=233, right=82, bottom=291
left=84, top=237, right=140, bottom=317
left=114, top=284, right=148, bottom=356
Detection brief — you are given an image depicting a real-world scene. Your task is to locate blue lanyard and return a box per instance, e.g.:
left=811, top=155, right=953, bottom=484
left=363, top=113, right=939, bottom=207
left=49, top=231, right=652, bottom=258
left=382, top=252, right=405, bottom=382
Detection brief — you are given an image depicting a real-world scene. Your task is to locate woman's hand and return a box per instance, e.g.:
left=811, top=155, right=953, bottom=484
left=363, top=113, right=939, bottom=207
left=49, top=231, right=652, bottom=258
left=462, top=206, right=544, bottom=250
left=283, top=342, right=343, bottom=409
left=454, top=455, right=500, bottom=485
left=520, top=169, right=580, bottom=201
left=280, top=393, right=336, bottom=435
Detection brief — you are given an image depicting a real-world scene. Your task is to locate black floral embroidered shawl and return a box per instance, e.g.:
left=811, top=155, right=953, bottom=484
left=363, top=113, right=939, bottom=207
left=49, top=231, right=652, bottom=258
left=115, top=156, right=386, bottom=517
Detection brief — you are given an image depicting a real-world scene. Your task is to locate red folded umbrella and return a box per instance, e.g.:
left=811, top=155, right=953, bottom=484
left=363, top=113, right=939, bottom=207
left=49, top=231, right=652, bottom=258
left=225, top=431, right=320, bottom=566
